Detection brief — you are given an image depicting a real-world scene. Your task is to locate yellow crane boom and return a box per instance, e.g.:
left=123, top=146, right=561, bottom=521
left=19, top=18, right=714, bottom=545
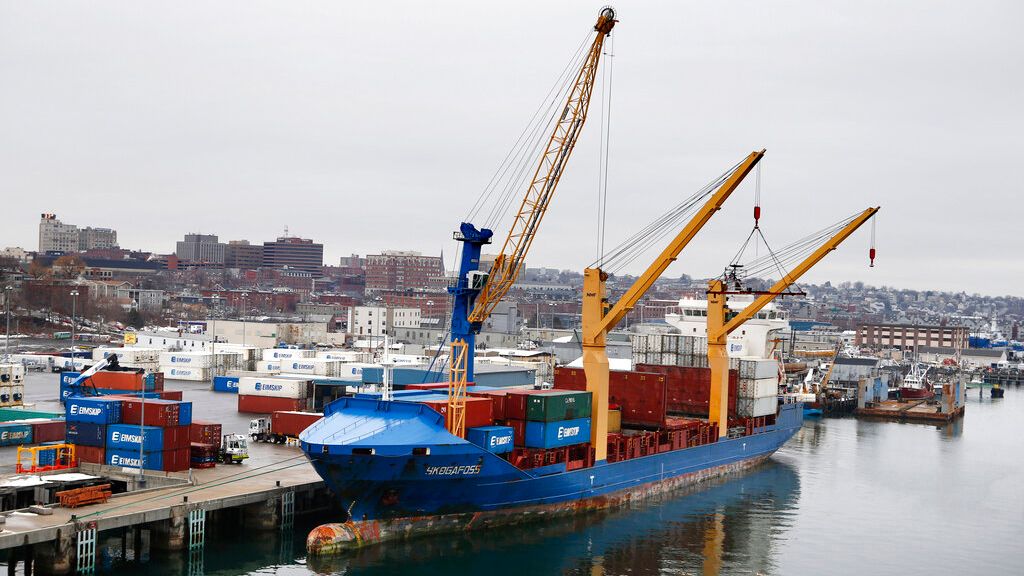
left=706, top=206, right=880, bottom=434
left=468, top=7, right=617, bottom=325
left=581, top=150, right=765, bottom=461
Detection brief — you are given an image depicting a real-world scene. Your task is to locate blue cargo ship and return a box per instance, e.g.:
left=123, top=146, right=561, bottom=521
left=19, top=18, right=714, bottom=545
left=299, top=396, right=802, bottom=553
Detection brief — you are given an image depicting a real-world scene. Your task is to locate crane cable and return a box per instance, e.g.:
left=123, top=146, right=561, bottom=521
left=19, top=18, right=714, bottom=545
left=590, top=159, right=745, bottom=274
left=463, top=30, right=594, bottom=228
left=596, top=33, right=615, bottom=267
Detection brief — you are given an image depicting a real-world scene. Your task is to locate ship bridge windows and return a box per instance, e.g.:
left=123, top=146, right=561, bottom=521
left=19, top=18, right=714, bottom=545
left=412, top=447, right=430, bottom=456
left=352, top=447, right=375, bottom=456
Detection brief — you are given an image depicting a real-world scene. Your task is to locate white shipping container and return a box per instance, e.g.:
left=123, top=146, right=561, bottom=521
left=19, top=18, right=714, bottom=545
left=0, top=363, right=27, bottom=383
left=316, top=350, right=372, bottom=363
left=334, top=362, right=374, bottom=382
left=237, top=376, right=310, bottom=399
left=261, top=348, right=316, bottom=361
left=162, top=366, right=213, bottom=381
left=93, top=347, right=163, bottom=363
left=121, top=361, right=160, bottom=374
left=738, top=357, right=779, bottom=380
left=160, top=351, right=214, bottom=368
left=281, top=358, right=344, bottom=377
left=256, top=360, right=282, bottom=373
left=737, top=377, right=779, bottom=398
left=737, top=396, right=778, bottom=417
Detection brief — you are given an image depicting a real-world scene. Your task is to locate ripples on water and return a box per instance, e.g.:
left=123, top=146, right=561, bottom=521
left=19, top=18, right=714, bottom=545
left=75, top=389, right=1024, bottom=576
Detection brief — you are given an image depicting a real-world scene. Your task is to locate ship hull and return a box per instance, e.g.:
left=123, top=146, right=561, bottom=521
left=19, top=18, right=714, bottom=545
left=899, top=387, right=933, bottom=399
left=301, top=401, right=803, bottom=553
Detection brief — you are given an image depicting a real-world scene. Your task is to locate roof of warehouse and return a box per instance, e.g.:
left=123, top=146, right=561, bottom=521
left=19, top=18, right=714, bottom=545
left=835, top=357, right=879, bottom=366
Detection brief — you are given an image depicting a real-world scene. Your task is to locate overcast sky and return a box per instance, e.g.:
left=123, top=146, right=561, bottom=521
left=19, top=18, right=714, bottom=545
left=2, top=1, right=1021, bottom=296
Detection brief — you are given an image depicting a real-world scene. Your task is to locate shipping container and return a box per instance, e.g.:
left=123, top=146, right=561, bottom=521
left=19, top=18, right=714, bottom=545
left=505, top=418, right=527, bottom=446
left=280, top=358, right=345, bottom=377
left=65, top=421, right=106, bottom=447
left=467, top=390, right=509, bottom=419
left=158, top=390, right=183, bottom=401
left=88, top=371, right=150, bottom=392
left=237, top=394, right=307, bottom=414
left=92, top=347, right=162, bottom=363
left=315, top=350, right=372, bottom=362
left=271, top=411, right=322, bottom=438
left=75, top=444, right=105, bottom=464
left=106, top=448, right=163, bottom=471
left=634, top=364, right=740, bottom=417
left=416, top=397, right=493, bottom=429
left=553, top=368, right=668, bottom=427
left=737, top=377, right=779, bottom=398
left=65, top=397, right=123, bottom=424
left=237, top=376, right=310, bottom=399
left=737, top=396, right=778, bottom=417
left=737, top=357, right=780, bottom=380
left=121, top=399, right=180, bottom=427
left=403, top=383, right=451, bottom=390
left=0, top=423, right=33, bottom=446
left=213, top=376, right=240, bottom=393
left=161, top=366, right=213, bottom=382
left=106, top=424, right=165, bottom=452
left=608, top=409, right=621, bottom=433
left=526, top=390, right=592, bottom=422
left=189, top=421, right=222, bottom=448
left=504, top=389, right=548, bottom=420
left=261, top=348, right=315, bottom=361
left=162, top=447, right=191, bottom=472
left=31, top=420, right=66, bottom=443
left=255, top=360, right=282, bottom=373
left=524, top=418, right=591, bottom=449
left=466, top=425, right=514, bottom=454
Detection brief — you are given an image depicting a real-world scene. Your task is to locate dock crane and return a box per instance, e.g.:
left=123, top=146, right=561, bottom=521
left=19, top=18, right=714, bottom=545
left=706, top=207, right=879, bottom=435
left=581, top=150, right=766, bottom=462
left=446, top=7, right=617, bottom=436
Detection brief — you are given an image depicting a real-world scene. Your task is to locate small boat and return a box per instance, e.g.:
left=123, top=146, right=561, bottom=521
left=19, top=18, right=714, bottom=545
left=991, top=384, right=1004, bottom=398
left=803, top=406, right=823, bottom=417
left=899, top=362, right=933, bottom=400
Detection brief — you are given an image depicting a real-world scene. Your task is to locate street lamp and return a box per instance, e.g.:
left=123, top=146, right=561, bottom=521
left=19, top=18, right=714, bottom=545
left=70, top=289, right=79, bottom=352
left=240, top=292, right=249, bottom=346
left=3, top=286, right=12, bottom=361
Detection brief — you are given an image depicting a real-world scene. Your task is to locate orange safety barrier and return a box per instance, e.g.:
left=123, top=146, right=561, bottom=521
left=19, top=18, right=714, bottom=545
left=16, top=444, right=77, bottom=474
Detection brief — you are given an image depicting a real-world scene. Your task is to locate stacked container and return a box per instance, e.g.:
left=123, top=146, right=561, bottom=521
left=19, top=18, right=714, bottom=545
left=189, top=420, right=222, bottom=469
left=255, top=360, right=282, bottom=373
left=414, top=396, right=493, bottom=430
left=92, top=347, right=162, bottom=373
left=159, top=351, right=244, bottom=381
left=114, top=398, right=194, bottom=471
left=315, top=350, right=372, bottom=363
left=237, top=376, right=313, bottom=413
left=0, top=364, right=26, bottom=407
left=65, top=396, right=124, bottom=464
left=500, top=390, right=592, bottom=449
left=261, top=348, right=315, bottom=361
left=279, top=358, right=345, bottom=377
left=736, top=357, right=780, bottom=417
left=59, top=371, right=161, bottom=403
left=213, top=375, right=239, bottom=393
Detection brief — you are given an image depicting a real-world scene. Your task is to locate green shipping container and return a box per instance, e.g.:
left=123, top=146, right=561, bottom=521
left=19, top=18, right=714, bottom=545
left=525, top=390, right=592, bottom=422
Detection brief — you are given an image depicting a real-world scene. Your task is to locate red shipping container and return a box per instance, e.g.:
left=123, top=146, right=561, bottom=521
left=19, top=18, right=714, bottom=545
left=504, top=389, right=547, bottom=420
left=635, top=364, right=738, bottom=417
left=271, top=411, right=322, bottom=438
left=553, top=367, right=667, bottom=427
left=418, top=397, right=492, bottom=430
left=190, top=421, right=222, bottom=448
left=122, top=399, right=180, bottom=427
left=90, top=371, right=145, bottom=391
left=158, top=390, right=183, bottom=401
left=162, top=447, right=191, bottom=472
left=164, top=425, right=192, bottom=450
left=238, top=394, right=306, bottom=414
left=31, top=420, right=66, bottom=443
left=467, top=390, right=509, bottom=419
left=152, top=372, right=164, bottom=391
left=504, top=418, right=527, bottom=446
left=75, top=444, right=105, bottom=464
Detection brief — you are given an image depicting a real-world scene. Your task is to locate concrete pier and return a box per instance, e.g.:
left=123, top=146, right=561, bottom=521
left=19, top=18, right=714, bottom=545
left=0, top=443, right=330, bottom=573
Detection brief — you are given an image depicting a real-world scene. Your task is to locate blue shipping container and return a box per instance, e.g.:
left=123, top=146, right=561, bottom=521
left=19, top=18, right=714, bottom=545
left=65, top=397, right=123, bottom=424
left=213, top=376, right=239, bottom=393
left=177, top=401, right=193, bottom=426
left=107, top=424, right=164, bottom=452
left=61, top=386, right=161, bottom=403
left=467, top=425, right=515, bottom=454
left=524, top=418, right=591, bottom=449
left=61, top=372, right=81, bottom=386
left=65, top=422, right=106, bottom=447
left=0, top=423, right=34, bottom=446
left=106, top=448, right=163, bottom=471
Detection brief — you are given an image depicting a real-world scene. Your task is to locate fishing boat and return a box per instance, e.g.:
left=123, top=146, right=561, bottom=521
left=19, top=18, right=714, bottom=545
left=899, top=362, right=933, bottom=400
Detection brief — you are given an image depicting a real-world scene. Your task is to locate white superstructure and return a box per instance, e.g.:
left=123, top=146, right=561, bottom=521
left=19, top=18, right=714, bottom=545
left=664, top=297, right=789, bottom=359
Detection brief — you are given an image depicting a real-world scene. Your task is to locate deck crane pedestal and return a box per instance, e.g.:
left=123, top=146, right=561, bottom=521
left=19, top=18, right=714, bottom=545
left=445, top=7, right=618, bottom=436
left=581, top=150, right=765, bottom=462
left=706, top=207, right=880, bottom=435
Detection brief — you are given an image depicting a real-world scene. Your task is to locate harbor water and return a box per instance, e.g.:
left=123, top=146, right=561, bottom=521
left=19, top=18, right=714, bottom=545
left=10, top=379, right=1023, bottom=575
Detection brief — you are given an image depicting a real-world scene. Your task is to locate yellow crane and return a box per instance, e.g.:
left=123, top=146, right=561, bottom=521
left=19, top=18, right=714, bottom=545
left=446, top=7, right=618, bottom=436
left=581, top=150, right=765, bottom=461
left=706, top=207, right=879, bottom=435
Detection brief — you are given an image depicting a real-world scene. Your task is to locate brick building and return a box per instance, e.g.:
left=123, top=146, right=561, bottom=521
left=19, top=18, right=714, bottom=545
left=365, top=251, right=445, bottom=295
left=855, top=323, right=969, bottom=350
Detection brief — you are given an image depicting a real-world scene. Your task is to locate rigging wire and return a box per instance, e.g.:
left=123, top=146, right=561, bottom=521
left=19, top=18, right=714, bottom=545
left=596, top=33, right=615, bottom=267
left=464, top=30, right=593, bottom=227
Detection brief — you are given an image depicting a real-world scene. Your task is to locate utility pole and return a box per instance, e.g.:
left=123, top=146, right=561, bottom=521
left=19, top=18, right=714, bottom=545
left=3, top=286, right=12, bottom=362
left=70, top=289, right=79, bottom=352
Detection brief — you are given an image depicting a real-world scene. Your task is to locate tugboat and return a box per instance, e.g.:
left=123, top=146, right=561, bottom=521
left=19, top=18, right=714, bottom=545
left=899, top=362, right=933, bottom=400
left=991, top=383, right=1004, bottom=398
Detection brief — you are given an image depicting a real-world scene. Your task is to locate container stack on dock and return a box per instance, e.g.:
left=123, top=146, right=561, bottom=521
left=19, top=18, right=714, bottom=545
left=92, top=347, right=163, bottom=373
left=237, top=376, right=314, bottom=413
left=189, top=420, right=222, bottom=468
left=59, top=371, right=166, bottom=403
left=0, top=363, right=26, bottom=407
left=65, top=395, right=194, bottom=472
left=159, top=350, right=244, bottom=381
